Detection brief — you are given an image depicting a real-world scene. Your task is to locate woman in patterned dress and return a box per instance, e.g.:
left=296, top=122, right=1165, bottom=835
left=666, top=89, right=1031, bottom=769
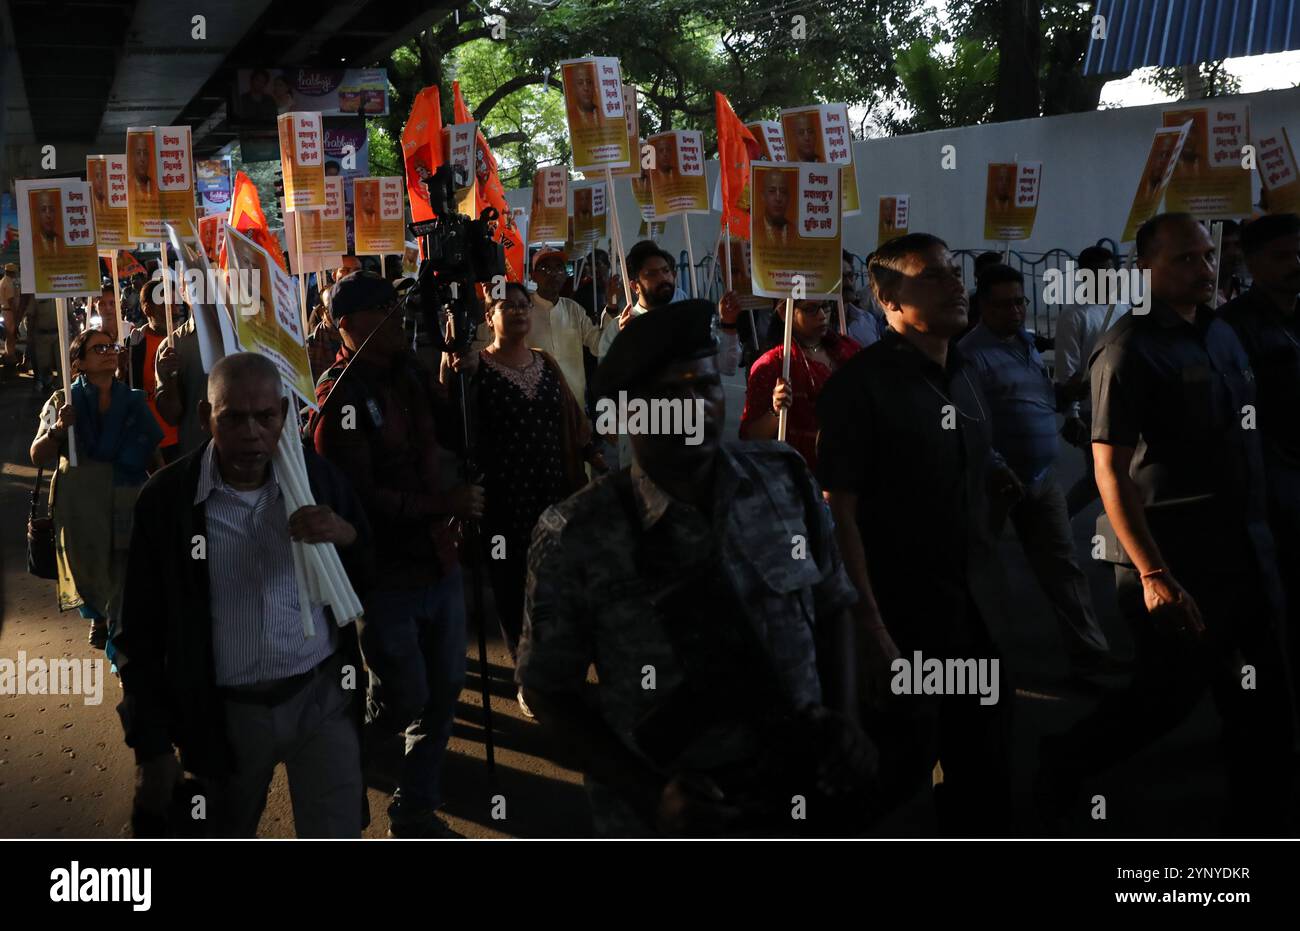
left=453, top=282, right=603, bottom=663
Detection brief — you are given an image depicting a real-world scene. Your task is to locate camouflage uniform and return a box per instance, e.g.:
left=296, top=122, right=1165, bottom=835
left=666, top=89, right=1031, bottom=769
left=517, top=439, right=858, bottom=836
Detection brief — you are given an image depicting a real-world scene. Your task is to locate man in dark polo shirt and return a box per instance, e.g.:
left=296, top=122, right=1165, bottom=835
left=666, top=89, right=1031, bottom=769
left=1039, top=213, right=1295, bottom=833
left=312, top=273, right=484, bottom=838
left=816, top=232, right=1019, bottom=834
left=1221, top=213, right=1300, bottom=679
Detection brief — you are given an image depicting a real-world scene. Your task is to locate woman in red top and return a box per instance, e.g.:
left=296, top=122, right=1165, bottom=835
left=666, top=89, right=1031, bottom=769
left=740, top=299, right=862, bottom=470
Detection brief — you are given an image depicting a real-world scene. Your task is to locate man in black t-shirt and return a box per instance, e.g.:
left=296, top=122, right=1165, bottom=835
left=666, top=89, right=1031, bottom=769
left=1039, top=213, right=1295, bottom=834
left=817, top=232, right=1020, bottom=834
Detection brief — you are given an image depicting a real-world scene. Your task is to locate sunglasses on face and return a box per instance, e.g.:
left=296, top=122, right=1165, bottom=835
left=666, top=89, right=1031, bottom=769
left=87, top=343, right=123, bottom=355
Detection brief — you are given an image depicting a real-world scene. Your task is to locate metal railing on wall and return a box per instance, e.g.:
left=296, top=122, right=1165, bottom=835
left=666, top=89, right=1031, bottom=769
left=677, top=239, right=1125, bottom=339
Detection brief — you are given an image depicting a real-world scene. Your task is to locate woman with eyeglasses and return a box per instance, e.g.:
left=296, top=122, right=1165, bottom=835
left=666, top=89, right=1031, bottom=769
left=30, top=328, right=164, bottom=650
left=740, top=299, right=862, bottom=471
left=446, top=283, right=603, bottom=677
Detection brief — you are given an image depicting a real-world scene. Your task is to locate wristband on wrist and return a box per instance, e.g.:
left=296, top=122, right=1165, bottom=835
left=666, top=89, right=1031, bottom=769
left=1140, top=567, right=1169, bottom=581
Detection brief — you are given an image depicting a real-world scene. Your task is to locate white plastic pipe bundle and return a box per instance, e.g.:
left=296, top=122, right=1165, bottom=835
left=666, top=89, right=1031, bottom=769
left=273, top=423, right=364, bottom=637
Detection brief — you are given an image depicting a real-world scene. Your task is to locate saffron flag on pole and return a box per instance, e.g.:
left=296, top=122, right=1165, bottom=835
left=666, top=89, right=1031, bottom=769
left=220, top=171, right=287, bottom=273
left=401, top=86, right=443, bottom=223
left=715, top=91, right=761, bottom=240
left=453, top=81, right=525, bottom=282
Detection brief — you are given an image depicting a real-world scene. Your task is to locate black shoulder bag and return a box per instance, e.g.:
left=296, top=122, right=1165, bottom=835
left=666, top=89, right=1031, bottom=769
left=27, top=466, right=57, bottom=580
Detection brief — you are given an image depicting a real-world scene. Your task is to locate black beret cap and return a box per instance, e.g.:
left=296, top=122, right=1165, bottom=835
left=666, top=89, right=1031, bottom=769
left=331, top=271, right=397, bottom=320
left=593, top=299, right=719, bottom=398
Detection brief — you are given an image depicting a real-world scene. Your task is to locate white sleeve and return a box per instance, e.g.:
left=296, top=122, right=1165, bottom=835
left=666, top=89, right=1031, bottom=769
left=597, top=311, right=619, bottom=359
left=1054, top=306, right=1084, bottom=386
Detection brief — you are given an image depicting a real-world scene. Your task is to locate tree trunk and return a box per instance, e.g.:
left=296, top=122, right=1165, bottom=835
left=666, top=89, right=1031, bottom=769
left=992, top=0, right=1041, bottom=122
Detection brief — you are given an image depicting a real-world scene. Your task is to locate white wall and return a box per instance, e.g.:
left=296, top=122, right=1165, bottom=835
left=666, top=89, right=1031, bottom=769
left=506, top=85, right=1300, bottom=266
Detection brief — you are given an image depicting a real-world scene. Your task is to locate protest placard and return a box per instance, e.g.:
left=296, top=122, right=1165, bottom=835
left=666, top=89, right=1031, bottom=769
left=222, top=224, right=316, bottom=405
left=16, top=179, right=100, bottom=297
left=1120, top=123, right=1191, bottom=242
left=352, top=177, right=406, bottom=255
left=877, top=194, right=910, bottom=246
left=984, top=161, right=1043, bottom=241
left=442, top=122, right=479, bottom=216
left=780, top=104, right=859, bottom=215
left=1162, top=105, right=1252, bottom=218
left=750, top=162, right=842, bottom=300
left=126, top=126, right=197, bottom=243
left=573, top=183, right=608, bottom=247
left=1256, top=126, right=1300, bottom=215
left=612, top=85, right=642, bottom=177
left=277, top=112, right=326, bottom=209
left=646, top=130, right=710, bottom=217
left=747, top=121, right=788, bottom=162
left=528, top=166, right=568, bottom=244
left=86, top=155, right=128, bottom=249
left=561, top=57, right=631, bottom=173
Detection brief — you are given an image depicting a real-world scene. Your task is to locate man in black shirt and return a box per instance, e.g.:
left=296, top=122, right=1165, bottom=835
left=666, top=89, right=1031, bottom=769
left=1221, top=212, right=1300, bottom=684
left=817, top=233, right=1019, bottom=834
left=1040, top=213, right=1294, bottom=833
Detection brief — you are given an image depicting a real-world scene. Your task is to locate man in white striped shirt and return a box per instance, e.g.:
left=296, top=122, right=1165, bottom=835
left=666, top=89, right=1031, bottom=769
left=1053, top=245, right=1129, bottom=518
left=117, top=353, right=373, bottom=837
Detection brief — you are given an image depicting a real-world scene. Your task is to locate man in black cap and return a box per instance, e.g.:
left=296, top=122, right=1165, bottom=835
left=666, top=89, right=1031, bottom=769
left=311, top=272, right=484, bottom=838
left=517, top=299, right=874, bottom=837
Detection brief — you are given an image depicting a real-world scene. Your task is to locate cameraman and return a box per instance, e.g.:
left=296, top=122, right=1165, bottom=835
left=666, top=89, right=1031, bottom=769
left=312, top=273, right=484, bottom=839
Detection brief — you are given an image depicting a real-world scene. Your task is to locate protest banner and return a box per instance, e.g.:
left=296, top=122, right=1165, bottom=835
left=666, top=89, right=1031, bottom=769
left=1257, top=126, right=1300, bottom=215
left=612, top=85, right=642, bottom=177
left=125, top=126, right=196, bottom=242
left=86, top=155, right=128, bottom=248
left=222, top=224, right=315, bottom=405
left=750, top=162, right=842, bottom=300
left=1120, top=122, right=1191, bottom=242
left=877, top=194, right=910, bottom=246
left=747, top=121, right=788, bottom=162
left=647, top=130, right=710, bottom=217
left=528, top=166, right=568, bottom=244
left=352, top=177, right=406, bottom=255
left=1162, top=105, right=1252, bottom=218
left=442, top=122, right=479, bottom=217
left=196, top=211, right=227, bottom=265
left=277, top=112, right=326, bottom=209
left=573, top=183, right=608, bottom=248
left=561, top=57, right=631, bottom=173
left=16, top=179, right=100, bottom=297
left=780, top=104, right=859, bottom=215
left=983, top=161, right=1043, bottom=241
left=166, top=221, right=236, bottom=373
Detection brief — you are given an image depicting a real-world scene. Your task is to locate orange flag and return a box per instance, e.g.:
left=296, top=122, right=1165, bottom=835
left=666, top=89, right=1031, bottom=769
left=220, top=170, right=287, bottom=272
left=453, top=81, right=525, bottom=282
left=402, top=86, right=444, bottom=223
left=715, top=91, right=761, bottom=240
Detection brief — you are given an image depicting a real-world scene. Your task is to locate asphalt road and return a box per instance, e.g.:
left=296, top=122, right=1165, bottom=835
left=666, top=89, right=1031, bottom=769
left=0, top=355, right=1232, bottom=839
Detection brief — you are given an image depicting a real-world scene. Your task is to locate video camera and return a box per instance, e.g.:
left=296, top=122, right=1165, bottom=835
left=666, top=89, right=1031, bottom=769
left=403, top=164, right=505, bottom=356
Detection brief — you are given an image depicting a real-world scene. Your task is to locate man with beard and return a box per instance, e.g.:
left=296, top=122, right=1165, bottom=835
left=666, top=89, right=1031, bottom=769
left=518, top=300, right=873, bottom=836
left=1220, top=212, right=1300, bottom=683
left=1038, top=213, right=1295, bottom=833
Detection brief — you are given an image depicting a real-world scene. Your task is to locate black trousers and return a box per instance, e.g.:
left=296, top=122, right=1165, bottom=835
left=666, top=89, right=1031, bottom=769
left=485, top=538, right=528, bottom=661
left=1055, top=561, right=1296, bottom=831
left=864, top=627, right=1013, bottom=836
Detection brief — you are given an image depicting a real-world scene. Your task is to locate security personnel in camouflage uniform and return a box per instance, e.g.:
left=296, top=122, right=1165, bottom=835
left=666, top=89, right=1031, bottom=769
left=517, top=300, right=874, bottom=837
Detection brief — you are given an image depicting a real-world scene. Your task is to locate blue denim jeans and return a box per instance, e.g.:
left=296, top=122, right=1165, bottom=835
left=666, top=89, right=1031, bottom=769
left=360, top=570, right=467, bottom=820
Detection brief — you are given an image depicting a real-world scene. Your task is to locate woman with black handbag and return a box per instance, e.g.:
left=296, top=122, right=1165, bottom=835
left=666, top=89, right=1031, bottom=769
left=30, top=327, right=163, bottom=652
